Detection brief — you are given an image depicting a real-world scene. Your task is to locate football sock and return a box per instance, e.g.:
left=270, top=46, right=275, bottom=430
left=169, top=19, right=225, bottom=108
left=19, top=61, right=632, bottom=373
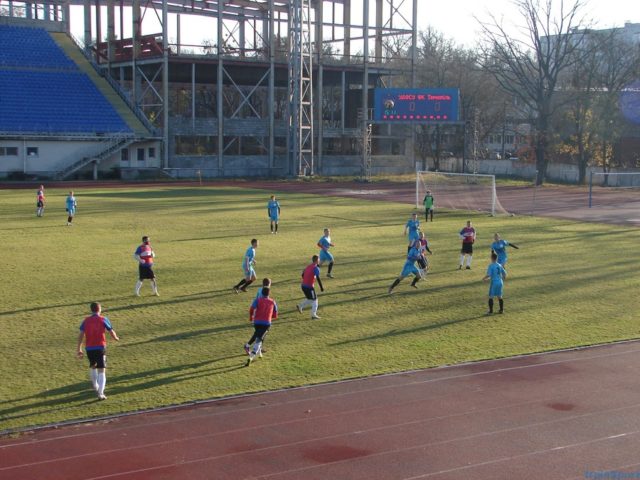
left=97, top=371, right=106, bottom=396
left=275, top=224, right=278, bottom=232
left=270, top=224, right=273, bottom=232
left=410, top=276, right=419, bottom=287
left=488, top=299, right=494, bottom=313
left=466, top=256, right=473, bottom=268
left=234, top=279, right=247, bottom=289
left=311, top=299, right=319, bottom=315
left=135, top=280, right=143, bottom=294
left=459, top=255, right=465, bottom=267
left=499, top=299, right=504, bottom=312
left=242, top=280, right=254, bottom=290
left=328, top=262, right=334, bottom=275
left=390, top=278, right=401, bottom=291
left=252, top=340, right=262, bottom=356
left=90, top=369, right=98, bottom=390
left=151, top=280, right=158, bottom=294
left=68, top=216, right=72, bottom=223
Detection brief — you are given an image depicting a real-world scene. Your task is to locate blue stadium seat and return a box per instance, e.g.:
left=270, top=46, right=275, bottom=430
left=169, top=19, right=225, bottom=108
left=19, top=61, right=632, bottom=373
left=0, top=25, right=132, bottom=134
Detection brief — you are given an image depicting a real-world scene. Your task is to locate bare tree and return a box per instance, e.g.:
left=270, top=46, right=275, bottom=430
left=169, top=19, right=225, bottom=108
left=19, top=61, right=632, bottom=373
left=478, top=0, right=589, bottom=185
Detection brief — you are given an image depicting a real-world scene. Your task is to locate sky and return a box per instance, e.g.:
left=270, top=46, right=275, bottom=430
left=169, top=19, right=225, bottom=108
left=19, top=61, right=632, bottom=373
left=424, top=0, right=639, bottom=48
left=69, top=0, right=639, bottom=50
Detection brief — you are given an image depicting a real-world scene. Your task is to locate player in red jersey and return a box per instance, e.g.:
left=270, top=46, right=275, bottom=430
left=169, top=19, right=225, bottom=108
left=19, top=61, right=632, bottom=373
left=76, top=302, right=119, bottom=400
left=296, top=255, right=324, bottom=319
left=134, top=236, right=159, bottom=296
left=36, top=185, right=45, bottom=217
left=246, top=287, right=278, bottom=366
left=458, top=220, right=476, bottom=270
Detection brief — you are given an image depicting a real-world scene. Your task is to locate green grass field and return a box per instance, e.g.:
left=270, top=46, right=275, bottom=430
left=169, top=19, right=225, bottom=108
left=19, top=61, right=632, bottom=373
left=1, top=185, right=638, bottom=433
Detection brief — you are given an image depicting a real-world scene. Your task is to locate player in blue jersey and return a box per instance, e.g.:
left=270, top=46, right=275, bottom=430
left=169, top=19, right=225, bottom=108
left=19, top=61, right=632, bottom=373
left=403, top=212, right=421, bottom=252
left=490, top=233, right=519, bottom=266
left=65, top=191, right=77, bottom=226
left=482, top=252, right=507, bottom=314
left=267, top=195, right=281, bottom=234
left=388, top=244, right=424, bottom=293
left=317, top=228, right=335, bottom=278
left=233, top=239, right=259, bottom=293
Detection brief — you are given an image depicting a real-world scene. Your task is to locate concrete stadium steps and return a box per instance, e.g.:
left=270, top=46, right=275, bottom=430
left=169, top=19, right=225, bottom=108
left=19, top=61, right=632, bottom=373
left=50, top=32, right=150, bottom=137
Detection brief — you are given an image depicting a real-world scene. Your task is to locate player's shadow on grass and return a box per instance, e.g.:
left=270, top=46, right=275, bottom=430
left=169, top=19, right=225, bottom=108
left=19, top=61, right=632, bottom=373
left=0, top=296, right=135, bottom=317
left=0, top=386, right=101, bottom=424
left=331, top=314, right=487, bottom=347
left=107, top=357, right=246, bottom=396
left=123, top=325, right=247, bottom=346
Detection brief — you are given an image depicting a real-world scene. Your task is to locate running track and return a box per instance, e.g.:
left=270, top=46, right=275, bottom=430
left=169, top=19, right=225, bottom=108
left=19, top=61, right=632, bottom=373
left=3, top=340, right=640, bottom=479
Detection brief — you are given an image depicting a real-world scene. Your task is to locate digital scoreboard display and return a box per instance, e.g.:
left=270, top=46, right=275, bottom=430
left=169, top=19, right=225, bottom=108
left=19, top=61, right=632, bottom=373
left=373, top=88, right=460, bottom=123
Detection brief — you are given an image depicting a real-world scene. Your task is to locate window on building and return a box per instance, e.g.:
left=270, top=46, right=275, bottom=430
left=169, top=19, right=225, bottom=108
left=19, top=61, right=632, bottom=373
left=148, top=147, right=156, bottom=159
left=137, top=148, right=145, bottom=162
left=121, top=149, right=129, bottom=161
left=26, top=147, right=39, bottom=157
left=0, top=147, right=19, bottom=156
left=175, top=136, right=217, bottom=155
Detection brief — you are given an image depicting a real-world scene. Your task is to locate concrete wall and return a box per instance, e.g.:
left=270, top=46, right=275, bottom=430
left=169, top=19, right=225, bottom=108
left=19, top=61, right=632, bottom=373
left=0, top=138, right=161, bottom=178
left=432, top=158, right=640, bottom=187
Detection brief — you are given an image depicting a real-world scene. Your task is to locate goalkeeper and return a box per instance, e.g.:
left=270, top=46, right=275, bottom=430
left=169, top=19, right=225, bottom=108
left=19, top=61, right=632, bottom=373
left=422, top=190, right=435, bottom=222
left=490, top=233, right=519, bottom=266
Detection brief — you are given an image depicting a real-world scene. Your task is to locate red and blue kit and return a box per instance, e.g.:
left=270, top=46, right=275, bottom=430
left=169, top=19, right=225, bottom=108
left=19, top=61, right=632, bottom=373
left=249, top=297, right=278, bottom=326
left=302, top=264, right=321, bottom=288
left=79, top=314, right=114, bottom=350
left=460, top=227, right=476, bottom=243
left=135, top=243, right=154, bottom=265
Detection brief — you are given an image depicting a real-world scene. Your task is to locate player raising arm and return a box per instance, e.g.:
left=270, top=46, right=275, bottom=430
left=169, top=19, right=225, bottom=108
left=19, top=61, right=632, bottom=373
left=491, top=233, right=519, bottom=266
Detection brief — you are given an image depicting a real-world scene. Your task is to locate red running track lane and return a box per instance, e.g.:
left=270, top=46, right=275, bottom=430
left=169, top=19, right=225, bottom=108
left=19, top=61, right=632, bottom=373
left=3, top=341, right=640, bottom=480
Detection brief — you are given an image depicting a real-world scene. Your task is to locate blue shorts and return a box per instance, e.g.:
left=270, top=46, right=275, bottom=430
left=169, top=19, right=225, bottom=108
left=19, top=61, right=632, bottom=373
left=489, top=282, right=503, bottom=298
left=269, top=213, right=279, bottom=222
left=319, top=250, right=334, bottom=263
left=408, top=232, right=419, bottom=243
left=401, top=264, right=420, bottom=277
left=244, top=267, right=256, bottom=279
left=497, top=254, right=507, bottom=265
left=67, top=207, right=76, bottom=215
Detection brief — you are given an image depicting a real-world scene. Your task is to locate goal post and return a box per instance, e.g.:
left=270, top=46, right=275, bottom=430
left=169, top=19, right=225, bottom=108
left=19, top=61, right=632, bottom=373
left=416, top=171, right=508, bottom=216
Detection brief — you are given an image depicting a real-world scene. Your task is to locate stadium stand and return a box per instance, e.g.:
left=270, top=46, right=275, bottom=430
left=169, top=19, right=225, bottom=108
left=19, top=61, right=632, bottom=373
left=0, top=24, right=132, bottom=135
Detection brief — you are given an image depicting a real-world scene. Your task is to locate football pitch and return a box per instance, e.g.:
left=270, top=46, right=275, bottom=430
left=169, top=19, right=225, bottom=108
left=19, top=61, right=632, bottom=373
left=0, top=184, right=638, bottom=433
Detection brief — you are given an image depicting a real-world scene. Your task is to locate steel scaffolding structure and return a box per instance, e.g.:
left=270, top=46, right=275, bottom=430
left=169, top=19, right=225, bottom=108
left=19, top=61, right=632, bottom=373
left=288, top=0, right=313, bottom=176
left=3, top=0, right=417, bottom=177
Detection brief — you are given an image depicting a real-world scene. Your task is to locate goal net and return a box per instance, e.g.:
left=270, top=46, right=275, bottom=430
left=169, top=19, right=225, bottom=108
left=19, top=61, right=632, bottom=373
left=588, top=171, right=640, bottom=208
left=416, top=171, right=509, bottom=216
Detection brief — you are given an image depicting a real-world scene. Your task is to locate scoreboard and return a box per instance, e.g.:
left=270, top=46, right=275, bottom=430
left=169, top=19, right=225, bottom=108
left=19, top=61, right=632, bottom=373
left=373, top=88, right=460, bottom=123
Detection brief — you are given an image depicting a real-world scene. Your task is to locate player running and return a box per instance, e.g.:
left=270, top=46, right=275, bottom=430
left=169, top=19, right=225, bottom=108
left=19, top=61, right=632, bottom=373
left=317, top=228, right=335, bottom=278
left=267, top=195, right=281, bottom=234
left=490, top=233, right=519, bottom=266
left=297, top=254, right=324, bottom=319
left=36, top=185, right=45, bottom=217
left=245, top=287, right=278, bottom=366
left=404, top=212, right=421, bottom=252
left=483, top=251, right=507, bottom=314
left=423, top=190, right=435, bottom=222
left=416, top=231, right=433, bottom=277
left=66, top=191, right=77, bottom=226
left=233, top=239, right=259, bottom=293
left=458, top=220, right=476, bottom=270
left=134, top=236, right=159, bottom=296
left=388, top=243, right=424, bottom=293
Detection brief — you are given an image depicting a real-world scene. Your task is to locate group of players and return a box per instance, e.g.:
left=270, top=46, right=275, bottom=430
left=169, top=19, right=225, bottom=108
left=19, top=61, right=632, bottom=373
left=67, top=185, right=519, bottom=396
left=35, top=185, right=78, bottom=225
